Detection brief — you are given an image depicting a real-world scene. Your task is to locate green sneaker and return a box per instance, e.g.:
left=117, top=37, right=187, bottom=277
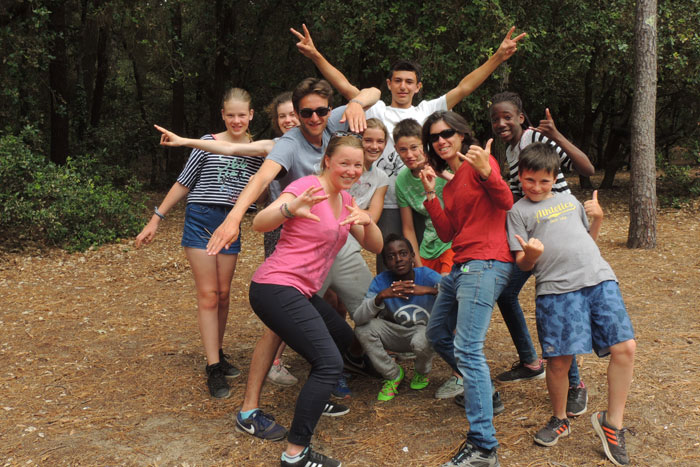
left=377, top=366, right=404, bottom=401
left=410, top=371, right=430, bottom=390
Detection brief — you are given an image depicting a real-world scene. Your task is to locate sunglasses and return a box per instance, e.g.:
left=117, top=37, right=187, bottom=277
left=428, top=128, right=457, bottom=143
left=332, top=131, right=362, bottom=140
left=298, top=106, right=331, bottom=119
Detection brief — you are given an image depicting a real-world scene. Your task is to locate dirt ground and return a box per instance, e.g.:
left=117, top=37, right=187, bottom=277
left=2, top=173, right=699, bottom=466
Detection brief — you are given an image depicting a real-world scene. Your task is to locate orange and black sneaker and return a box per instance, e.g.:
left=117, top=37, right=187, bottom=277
left=534, top=416, right=571, bottom=446
left=591, top=411, right=630, bottom=465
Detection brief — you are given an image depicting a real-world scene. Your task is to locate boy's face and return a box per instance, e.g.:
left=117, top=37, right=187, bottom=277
left=395, top=136, right=425, bottom=170
left=297, top=93, right=331, bottom=141
left=383, top=240, right=414, bottom=277
left=519, top=168, right=556, bottom=202
left=387, top=71, right=422, bottom=109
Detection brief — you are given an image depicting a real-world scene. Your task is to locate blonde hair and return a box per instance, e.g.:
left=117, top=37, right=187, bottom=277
left=320, top=135, right=364, bottom=174
left=365, top=118, right=388, bottom=139
left=221, top=87, right=253, bottom=141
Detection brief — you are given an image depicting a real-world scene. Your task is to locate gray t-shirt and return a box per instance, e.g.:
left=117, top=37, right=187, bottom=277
left=507, top=193, right=617, bottom=296
left=267, top=106, right=348, bottom=200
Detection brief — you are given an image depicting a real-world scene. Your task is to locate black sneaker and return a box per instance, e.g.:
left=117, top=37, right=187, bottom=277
left=281, top=446, right=341, bottom=467
left=534, top=416, right=571, bottom=446
left=454, top=392, right=505, bottom=416
left=235, top=409, right=287, bottom=441
left=219, top=349, right=241, bottom=379
left=566, top=382, right=588, bottom=417
left=591, top=411, right=630, bottom=465
left=205, top=363, right=231, bottom=399
left=440, top=440, right=499, bottom=467
left=496, top=360, right=545, bottom=383
left=342, top=351, right=382, bottom=379
left=321, top=401, right=349, bottom=417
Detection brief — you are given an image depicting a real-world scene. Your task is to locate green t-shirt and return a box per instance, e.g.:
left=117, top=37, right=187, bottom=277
left=395, top=167, right=452, bottom=259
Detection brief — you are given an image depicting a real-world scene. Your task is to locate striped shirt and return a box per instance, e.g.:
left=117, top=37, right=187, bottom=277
left=505, top=129, right=572, bottom=198
left=176, top=134, right=263, bottom=207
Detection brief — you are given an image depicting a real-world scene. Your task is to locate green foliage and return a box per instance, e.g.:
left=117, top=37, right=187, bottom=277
left=0, top=127, right=145, bottom=251
left=657, top=156, right=700, bottom=208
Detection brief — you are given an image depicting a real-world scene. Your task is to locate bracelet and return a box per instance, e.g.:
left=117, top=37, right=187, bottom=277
left=154, top=206, right=165, bottom=220
left=280, top=202, right=294, bottom=219
left=424, top=191, right=436, bottom=196
left=349, top=98, right=363, bottom=106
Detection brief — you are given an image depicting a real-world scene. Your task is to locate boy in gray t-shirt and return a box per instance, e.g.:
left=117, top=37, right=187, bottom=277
left=506, top=143, right=636, bottom=466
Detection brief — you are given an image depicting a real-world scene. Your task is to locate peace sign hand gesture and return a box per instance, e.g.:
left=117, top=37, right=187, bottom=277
left=495, top=26, right=527, bottom=62
left=290, top=24, right=321, bottom=61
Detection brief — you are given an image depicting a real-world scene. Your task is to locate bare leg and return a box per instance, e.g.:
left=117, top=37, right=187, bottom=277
left=185, top=248, right=237, bottom=365
left=546, top=355, right=573, bottom=419
left=241, top=327, right=282, bottom=411
left=606, top=339, right=636, bottom=428
left=215, top=254, right=238, bottom=348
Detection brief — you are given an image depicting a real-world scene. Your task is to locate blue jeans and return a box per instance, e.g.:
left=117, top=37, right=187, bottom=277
left=496, top=267, right=580, bottom=386
left=430, top=260, right=513, bottom=451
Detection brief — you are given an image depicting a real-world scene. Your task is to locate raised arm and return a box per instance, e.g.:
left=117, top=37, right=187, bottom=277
left=154, top=124, right=274, bottom=157
left=291, top=24, right=361, bottom=101
left=530, top=109, right=595, bottom=176
left=206, top=159, right=283, bottom=254
left=445, top=26, right=527, bottom=109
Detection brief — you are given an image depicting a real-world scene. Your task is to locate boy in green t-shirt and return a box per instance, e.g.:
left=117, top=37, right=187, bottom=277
left=394, top=118, right=455, bottom=275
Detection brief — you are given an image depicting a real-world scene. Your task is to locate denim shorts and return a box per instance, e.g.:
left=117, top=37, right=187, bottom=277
left=181, top=203, right=240, bottom=254
left=535, top=280, right=635, bottom=358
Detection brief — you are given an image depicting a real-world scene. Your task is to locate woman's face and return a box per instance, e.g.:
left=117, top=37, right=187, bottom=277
left=429, top=119, right=464, bottom=161
left=276, top=101, right=299, bottom=135
left=221, top=98, right=253, bottom=138
left=323, top=145, right=364, bottom=191
left=361, top=127, right=386, bottom=166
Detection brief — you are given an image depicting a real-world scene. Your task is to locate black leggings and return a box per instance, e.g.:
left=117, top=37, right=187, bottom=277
left=249, top=281, right=354, bottom=446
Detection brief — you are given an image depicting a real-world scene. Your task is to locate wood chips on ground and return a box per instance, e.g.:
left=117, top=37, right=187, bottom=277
left=1, top=173, right=699, bottom=466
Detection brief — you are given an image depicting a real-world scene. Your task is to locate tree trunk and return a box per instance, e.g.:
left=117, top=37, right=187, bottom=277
left=627, top=0, right=657, bottom=249
left=90, top=26, right=110, bottom=127
left=167, top=3, right=185, bottom=179
left=48, top=0, right=70, bottom=165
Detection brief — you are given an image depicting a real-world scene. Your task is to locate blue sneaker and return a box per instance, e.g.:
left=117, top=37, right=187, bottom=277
left=235, top=409, right=287, bottom=441
left=331, top=374, right=352, bottom=399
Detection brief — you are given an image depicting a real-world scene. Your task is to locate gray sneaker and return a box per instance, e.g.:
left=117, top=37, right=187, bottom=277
left=534, top=416, right=571, bottom=446
left=441, top=440, right=499, bottom=467
left=566, top=383, right=588, bottom=417
left=266, top=360, right=298, bottom=386
left=435, top=375, right=464, bottom=399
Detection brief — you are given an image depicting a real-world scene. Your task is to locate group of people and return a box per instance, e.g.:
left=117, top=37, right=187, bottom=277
left=135, top=24, right=636, bottom=467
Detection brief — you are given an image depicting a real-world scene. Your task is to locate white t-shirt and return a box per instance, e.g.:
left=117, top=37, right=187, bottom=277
left=365, top=96, right=448, bottom=208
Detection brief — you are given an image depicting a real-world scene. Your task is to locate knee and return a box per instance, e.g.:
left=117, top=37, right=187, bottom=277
left=412, top=330, right=432, bottom=355
left=197, top=289, right=218, bottom=311
left=611, top=339, right=636, bottom=362
left=546, top=356, right=572, bottom=374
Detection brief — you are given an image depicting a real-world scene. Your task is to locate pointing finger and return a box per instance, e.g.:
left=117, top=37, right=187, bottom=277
left=545, top=108, right=552, bottom=121
left=514, top=234, right=527, bottom=248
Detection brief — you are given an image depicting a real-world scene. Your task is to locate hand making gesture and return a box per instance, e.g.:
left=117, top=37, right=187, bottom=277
left=340, top=198, right=372, bottom=226
left=459, top=138, right=493, bottom=180
left=514, top=234, right=544, bottom=268
left=286, top=186, right=329, bottom=222
left=494, top=26, right=527, bottom=62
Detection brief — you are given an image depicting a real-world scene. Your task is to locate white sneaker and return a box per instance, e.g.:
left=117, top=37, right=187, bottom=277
left=435, top=375, right=464, bottom=399
left=267, top=360, right=298, bottom=386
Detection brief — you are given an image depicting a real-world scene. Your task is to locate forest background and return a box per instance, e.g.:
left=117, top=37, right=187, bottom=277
left=0, top=0, right=699, bottom=250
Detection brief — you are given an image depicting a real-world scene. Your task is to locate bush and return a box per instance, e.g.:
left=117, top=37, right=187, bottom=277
left=0, top=127, right=145, bottom=251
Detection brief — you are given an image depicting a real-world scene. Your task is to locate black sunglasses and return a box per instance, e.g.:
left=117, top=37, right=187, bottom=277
left=428, top=128, right=457, bottom=143
left=298, top=106, right=331, bottom=119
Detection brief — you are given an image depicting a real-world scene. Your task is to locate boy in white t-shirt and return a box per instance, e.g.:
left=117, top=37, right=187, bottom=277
left=291, top=24, right=526, bottom=272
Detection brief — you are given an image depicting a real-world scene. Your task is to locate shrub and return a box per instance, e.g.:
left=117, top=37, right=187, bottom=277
left=0, top=127, right=145, bottom=251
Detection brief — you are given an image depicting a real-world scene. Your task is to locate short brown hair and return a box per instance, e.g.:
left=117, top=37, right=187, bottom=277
left=518, top=142, right=560, bottom=176
left=266, top=92, right=293, bottom=137
left=292, top=78, right=333, bottom=112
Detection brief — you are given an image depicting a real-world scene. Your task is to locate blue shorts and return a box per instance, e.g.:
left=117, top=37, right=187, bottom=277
left=535, top=280, right=634, bottom=358
left=181, top=203, right=241, bottom=254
